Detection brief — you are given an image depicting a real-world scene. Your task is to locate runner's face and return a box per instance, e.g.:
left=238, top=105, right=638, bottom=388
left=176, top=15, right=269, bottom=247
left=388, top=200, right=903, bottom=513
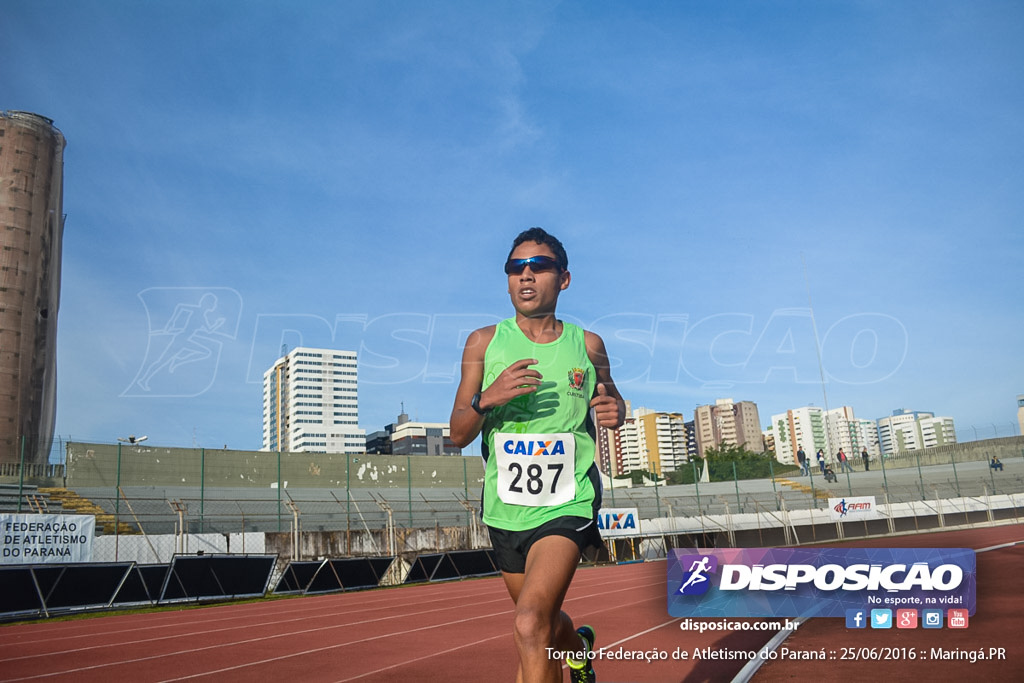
left=506, top=242, right=569, bottom=316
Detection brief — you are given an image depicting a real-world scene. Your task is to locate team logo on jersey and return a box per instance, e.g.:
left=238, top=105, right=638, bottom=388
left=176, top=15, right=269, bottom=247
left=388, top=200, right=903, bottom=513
left=567, top=367, right=586, bottom=390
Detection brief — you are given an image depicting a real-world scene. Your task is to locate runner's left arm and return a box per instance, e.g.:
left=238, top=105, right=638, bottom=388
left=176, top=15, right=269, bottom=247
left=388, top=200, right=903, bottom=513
left=585, top=331, right=625, bottom=430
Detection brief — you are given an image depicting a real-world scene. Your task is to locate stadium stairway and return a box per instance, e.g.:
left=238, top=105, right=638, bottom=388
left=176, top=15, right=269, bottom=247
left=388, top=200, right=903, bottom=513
left=776, top=478, right=836, bottom=501
left=0, top=484, right=62, bottom=514
left=37, top=487, right=138, bottom=534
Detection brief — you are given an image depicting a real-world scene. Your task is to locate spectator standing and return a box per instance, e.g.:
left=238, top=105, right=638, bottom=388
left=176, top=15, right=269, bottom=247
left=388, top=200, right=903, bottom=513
left=837, top=448, right=854, bottom=474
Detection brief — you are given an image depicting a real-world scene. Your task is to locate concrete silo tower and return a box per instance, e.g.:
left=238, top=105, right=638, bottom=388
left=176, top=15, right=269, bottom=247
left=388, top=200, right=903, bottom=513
left=0, top=111, right=66, bottom=465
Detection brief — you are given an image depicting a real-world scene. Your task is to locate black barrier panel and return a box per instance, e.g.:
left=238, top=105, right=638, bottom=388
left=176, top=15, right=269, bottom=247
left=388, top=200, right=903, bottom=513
left=446, top=550, right=497, bottom=578
left=305, top=560, right=345, bottom=594
left=0, top=566, right=44, bottom=616
left=368, top=557, right=394, bottom=581
left=139, top=565, right=170, bottom=601
left=426, top=553, right=460, bottom=582
left=330, top=558, right=379, bottom=591
left=112, top=564, right=164, bottom=605
left=275, top=561, right=324, bottom=594
left=160, top=554, right=276, bottom=602
left=33, top=564, right=133, bottom=611
left=403, top=554, right=437, bottom=584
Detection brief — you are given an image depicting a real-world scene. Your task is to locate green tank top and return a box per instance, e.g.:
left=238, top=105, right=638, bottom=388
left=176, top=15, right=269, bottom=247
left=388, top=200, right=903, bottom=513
left=480, top=318, right=597, bottom=530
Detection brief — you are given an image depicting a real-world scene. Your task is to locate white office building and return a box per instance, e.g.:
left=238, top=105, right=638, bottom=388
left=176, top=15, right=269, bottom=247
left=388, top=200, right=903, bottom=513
left=262, top=347, right=366, bottom=454
left=769, top=406, right=827, bottom=465
left=876, top=409, right=956, bottom=454
left=617, top=414, right=644, bottom=474
left=824, top=406, right=881, bottom=459
left=615, top=407, right=688, bottom=476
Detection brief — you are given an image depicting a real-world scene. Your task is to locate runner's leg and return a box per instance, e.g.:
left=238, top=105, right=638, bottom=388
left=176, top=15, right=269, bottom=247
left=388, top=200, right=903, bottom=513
left=501, top=535, right=583, bottom=683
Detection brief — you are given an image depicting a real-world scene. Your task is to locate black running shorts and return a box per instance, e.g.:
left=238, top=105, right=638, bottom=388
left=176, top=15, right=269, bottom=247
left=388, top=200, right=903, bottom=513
left=487, top=515, right=603, bottom=574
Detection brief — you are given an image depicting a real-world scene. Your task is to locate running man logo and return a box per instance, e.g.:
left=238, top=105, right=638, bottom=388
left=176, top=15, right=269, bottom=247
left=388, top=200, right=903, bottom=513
left=828, top=496, right=877, bottom=521
left=500, top=438, right=567, bottom=456
left=677, top=555, right=718, bottom=596
left=834, top=499, right=873, bottom=517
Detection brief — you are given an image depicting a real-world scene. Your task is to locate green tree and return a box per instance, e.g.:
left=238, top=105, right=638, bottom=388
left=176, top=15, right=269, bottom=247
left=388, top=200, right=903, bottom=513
left=699, top=442, right=798, bottom=481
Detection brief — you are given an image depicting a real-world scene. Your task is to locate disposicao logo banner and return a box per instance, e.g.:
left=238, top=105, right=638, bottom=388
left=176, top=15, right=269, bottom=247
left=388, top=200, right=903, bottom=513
left=667, top=548, right=975, bottom=618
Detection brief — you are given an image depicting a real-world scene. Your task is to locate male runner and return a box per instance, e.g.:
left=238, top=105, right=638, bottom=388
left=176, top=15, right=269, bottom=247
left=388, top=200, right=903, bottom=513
left=450, top=228, right=625, bottom=683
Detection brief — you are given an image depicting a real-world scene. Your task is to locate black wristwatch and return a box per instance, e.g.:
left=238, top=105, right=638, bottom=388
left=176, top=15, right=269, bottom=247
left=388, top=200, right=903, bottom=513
left=470, top=392, right=491, bottom=415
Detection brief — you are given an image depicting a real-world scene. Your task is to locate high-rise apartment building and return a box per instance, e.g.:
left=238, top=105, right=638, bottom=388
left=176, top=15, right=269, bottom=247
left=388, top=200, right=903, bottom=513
left=636, top=408, right=688, bottom=475
left=612, top=406, right=688, bottom=475
left=0, top=111, right=65, bottom=465
left=876, top=409, right=956, bottom=453
left=694, top=398, right=762, bottom=457
left=262, top=347, right=366, bottom=454
left=824, top=406, right=881, bottom=459
left=594, top=423, right=622, bottom=477
left=617, top=412, right=643, bottom=474
left=769, top=406, right=827, bottom=465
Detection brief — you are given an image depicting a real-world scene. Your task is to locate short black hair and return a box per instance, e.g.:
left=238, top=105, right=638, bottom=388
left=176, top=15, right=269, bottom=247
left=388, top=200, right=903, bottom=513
left=507, top=227, right=568, bottom=271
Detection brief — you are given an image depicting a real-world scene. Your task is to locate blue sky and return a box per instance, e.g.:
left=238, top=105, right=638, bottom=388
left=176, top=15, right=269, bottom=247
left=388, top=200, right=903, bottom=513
left=3, top=0, right=1022, bottom=456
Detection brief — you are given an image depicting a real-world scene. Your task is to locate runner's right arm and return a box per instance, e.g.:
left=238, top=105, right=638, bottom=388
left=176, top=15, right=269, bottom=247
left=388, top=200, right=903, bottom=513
left=449, top=326, right=542, bottom=448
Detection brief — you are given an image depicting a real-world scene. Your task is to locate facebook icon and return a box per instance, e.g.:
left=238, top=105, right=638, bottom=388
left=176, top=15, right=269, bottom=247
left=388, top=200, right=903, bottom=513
left=846, top=609, right=867, bottom=629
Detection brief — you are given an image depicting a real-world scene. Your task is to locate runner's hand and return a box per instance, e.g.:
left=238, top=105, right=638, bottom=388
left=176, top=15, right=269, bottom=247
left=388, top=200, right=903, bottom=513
left=590, top=383, right=622, bottom=428
left=478, top=359, right=541, bottom=411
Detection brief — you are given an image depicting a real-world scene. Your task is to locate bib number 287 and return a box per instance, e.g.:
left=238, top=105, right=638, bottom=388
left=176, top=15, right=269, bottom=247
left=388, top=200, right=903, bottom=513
left=508, top=461, right=563, bottom=495
left=495, top=432, right=575, bottom=507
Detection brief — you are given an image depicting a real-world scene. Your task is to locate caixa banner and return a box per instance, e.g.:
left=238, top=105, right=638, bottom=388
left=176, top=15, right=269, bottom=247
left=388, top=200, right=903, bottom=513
left=597, top=508, right=639, bottom=537
left=667, top=548, right=975, bottom=618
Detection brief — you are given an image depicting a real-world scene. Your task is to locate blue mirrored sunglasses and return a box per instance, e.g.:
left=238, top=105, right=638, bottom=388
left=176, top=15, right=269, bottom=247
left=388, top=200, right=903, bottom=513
left=504, top=255, right=562, bottom=275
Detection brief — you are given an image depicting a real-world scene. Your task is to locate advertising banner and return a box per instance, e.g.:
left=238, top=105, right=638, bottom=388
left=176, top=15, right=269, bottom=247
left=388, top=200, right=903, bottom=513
left=828, top=496, right=879, bottom=521
left=597, top=508, right=640, bottom=537
left=667, top=547, right=976, bottom=618
left=0, top=514, right=96, bottom=564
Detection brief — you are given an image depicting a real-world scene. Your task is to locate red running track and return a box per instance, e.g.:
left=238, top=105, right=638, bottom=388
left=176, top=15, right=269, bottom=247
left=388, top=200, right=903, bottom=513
left=751, top=524, right=1024, bottom=682
left=1, top=523, right=1021, bottom=682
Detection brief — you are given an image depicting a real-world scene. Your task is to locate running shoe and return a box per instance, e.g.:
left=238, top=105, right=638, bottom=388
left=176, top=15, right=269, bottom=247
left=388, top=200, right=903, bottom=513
left=568, top=624, right=596, bottom=683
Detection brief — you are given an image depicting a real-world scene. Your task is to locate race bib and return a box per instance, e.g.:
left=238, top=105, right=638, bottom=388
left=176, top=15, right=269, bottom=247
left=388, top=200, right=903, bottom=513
left=494, top=432, right=576, bottom=507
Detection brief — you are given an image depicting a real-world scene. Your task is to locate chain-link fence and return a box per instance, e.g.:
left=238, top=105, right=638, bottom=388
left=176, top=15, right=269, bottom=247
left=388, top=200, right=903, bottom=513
left=3, top=439, right=1024, bottom=565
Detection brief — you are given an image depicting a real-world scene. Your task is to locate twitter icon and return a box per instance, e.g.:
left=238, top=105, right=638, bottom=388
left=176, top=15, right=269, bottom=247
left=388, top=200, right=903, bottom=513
left=870, top=609, right=892, bottom=629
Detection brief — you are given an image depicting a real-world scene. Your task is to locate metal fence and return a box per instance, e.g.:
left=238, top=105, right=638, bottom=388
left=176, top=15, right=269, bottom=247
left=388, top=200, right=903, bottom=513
left=3, top=439, right=1023, bottom=565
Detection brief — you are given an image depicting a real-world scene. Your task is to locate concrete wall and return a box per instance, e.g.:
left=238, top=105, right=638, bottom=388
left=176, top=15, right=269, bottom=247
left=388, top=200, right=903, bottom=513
left=64, top=442, right=484, bottom=490
left=878, top=435, right=1024, bottom=469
